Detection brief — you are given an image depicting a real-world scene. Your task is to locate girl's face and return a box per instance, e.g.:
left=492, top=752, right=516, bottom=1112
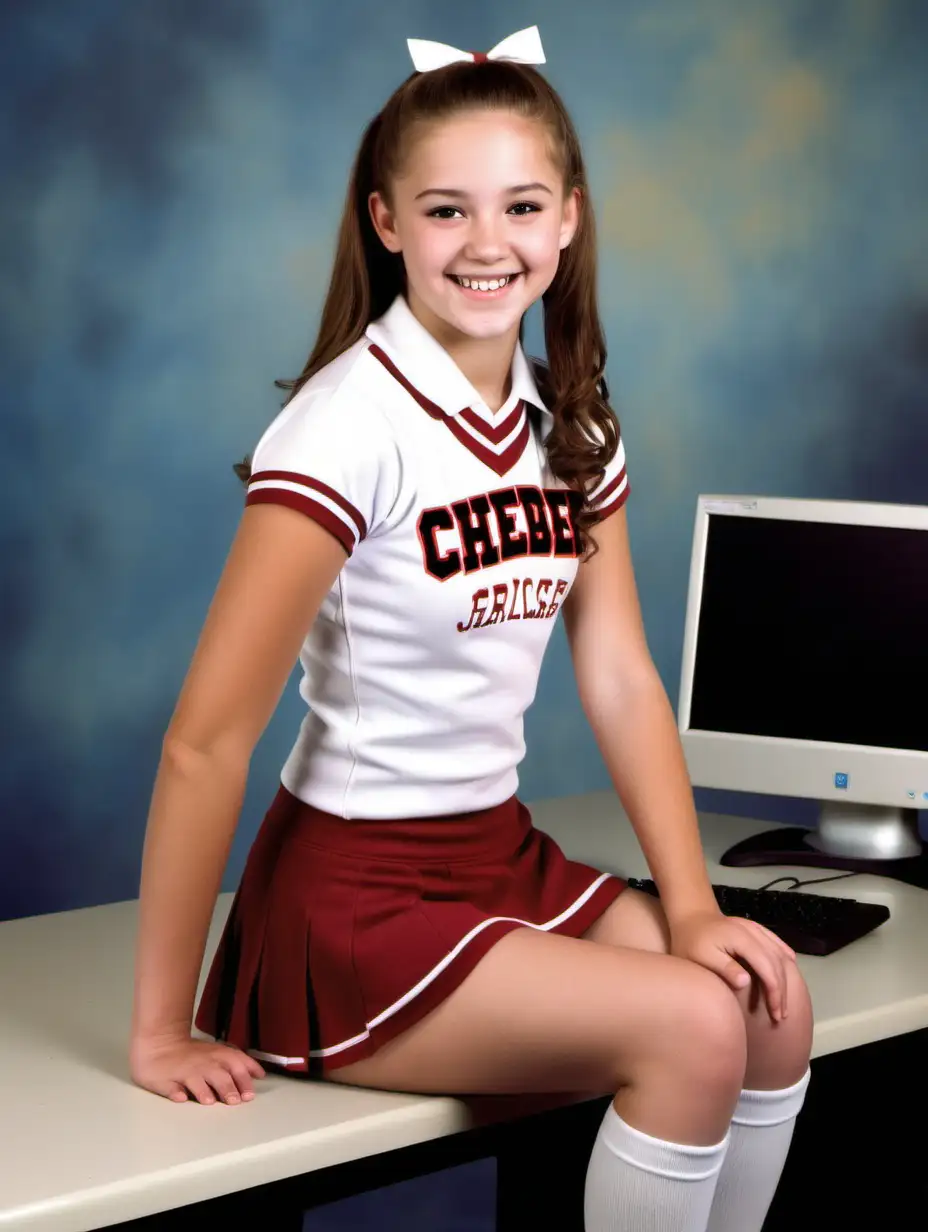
left=370, top=110, right=579, bottom=346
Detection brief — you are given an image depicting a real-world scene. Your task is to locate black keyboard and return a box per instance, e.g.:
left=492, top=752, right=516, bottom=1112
left=625, top=878, right=891, bottom=956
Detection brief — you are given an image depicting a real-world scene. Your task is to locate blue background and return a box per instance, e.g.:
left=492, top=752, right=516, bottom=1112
left=3, top=1, right=926, bottom=1225
left=5, top=0, right=926, bottom=923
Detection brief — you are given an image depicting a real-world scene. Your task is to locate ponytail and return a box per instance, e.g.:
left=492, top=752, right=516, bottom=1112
left=235, top=61, right=619, bottom=556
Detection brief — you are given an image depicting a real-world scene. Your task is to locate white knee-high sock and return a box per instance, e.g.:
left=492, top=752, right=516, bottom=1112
left=584, top=1102, right=729, bottom=1231
left=705, top=1067, right=810, bottom=1232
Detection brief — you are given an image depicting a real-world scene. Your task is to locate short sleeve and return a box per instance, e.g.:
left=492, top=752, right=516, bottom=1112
left=245, top=382, right=398, bottom=556
left=587, top=424, right=630, bottom=521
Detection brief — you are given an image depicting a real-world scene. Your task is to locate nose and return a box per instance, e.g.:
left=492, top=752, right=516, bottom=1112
left=461, top=213, right=510, bottom=264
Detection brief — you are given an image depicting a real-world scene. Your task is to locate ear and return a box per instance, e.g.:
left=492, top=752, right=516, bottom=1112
left=368, top=191, right=403, bottom=253
left=558, top=186, right=581, bottom=251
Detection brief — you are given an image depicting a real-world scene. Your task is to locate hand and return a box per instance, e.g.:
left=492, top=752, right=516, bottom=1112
left=130, top=1033, right=266, bottom=1105
left=669, top=909, right=797, bottom=1023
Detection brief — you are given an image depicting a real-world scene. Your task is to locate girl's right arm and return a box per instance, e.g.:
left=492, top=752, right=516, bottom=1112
left=129, top=503, right=348, bottom=1105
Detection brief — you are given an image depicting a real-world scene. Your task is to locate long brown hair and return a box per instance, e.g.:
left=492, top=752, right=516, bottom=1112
left=235, top=60, right=619, bottom=554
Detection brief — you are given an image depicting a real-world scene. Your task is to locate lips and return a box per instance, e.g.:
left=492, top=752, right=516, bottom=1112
left=447, top=272, right=522, bottom=294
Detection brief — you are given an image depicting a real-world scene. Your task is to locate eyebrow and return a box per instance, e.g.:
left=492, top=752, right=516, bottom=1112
left=414, top=182, right=554, bottom=200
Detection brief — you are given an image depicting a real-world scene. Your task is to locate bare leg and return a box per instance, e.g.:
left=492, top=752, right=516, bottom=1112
left=584, top=889, right=814, bottom=1232
left=331, top=925, right=744, bottom=1229
left=582, top=889, right=814, bottom=1089
left=330, top=925, right=745, bottom=1146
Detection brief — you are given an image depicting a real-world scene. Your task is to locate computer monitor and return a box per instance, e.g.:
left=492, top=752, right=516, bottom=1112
left=678, top=495, right=928, bottom=889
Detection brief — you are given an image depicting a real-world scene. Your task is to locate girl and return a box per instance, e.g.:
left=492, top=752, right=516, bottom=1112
left=130, top=26, right=812, bottom=1232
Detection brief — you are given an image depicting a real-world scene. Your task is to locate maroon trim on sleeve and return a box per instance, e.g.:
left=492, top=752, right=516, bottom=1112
left=594, top=479, right=631, bottom=523
left=246, top=489, right=355, bottom=554
left=249, top=470, right=367, bottom=540
left=592, top=465, right=628, bottom=510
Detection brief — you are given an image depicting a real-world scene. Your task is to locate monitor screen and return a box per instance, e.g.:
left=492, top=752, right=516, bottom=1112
left=689, top=514, right=928, bottom=754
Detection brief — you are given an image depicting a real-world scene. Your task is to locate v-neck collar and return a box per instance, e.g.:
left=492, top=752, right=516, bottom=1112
left=365, top=296, right=551, bottom=477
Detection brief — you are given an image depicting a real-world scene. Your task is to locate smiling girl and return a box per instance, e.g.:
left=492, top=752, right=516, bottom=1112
left=130, top=27, right=812, bottom=1231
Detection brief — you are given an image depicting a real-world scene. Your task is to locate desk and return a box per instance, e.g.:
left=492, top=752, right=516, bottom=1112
left=2, top=793, right=927, bottom=1231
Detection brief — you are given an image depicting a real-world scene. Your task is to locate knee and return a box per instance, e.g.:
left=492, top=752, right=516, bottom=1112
left=782, top=962, right=814, bottom=1048
left=683, top=966, right=749, bottom=1088
left=790, top=962, right=814, bottom=1027
left=642, top=963, right=748, bottom=1102
left=742, top=962, right=814, bottom=1089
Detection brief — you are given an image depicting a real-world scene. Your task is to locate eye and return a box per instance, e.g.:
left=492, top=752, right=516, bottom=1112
left=508, top=201, right=542, bottom=216
left=427, top=206, right=464, bottom=220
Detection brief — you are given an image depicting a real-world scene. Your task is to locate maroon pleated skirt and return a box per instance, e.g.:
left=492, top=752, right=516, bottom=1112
left=195, top=784, right=625, bottom=1077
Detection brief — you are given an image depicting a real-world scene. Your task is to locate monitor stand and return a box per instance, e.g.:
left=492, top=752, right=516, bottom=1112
left=720, top=801, right=928, bottom=890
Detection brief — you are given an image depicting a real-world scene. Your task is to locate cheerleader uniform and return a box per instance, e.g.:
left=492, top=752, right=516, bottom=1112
left=196, top=293, right=631, bottom=1076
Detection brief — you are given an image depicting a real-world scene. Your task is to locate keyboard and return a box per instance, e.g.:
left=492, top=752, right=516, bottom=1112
left=625, top=878, right=891, bottom=956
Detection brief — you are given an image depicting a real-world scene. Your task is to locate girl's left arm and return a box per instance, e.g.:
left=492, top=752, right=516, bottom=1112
left=563, top=506, right=796, bottom=1019
left=562, top=506, right=717, bottom=925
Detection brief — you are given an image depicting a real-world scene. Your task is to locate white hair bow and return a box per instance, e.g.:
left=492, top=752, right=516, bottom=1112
left=407, top=25, right=546, bottom=73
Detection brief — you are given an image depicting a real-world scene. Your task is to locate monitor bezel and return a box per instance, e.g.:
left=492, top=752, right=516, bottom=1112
left=677, top=495, right=928, bottom=809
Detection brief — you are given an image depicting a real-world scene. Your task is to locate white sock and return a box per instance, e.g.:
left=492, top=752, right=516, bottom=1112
left=584, top=1102, right=729, bottom=1231
left=705, top=1067, right=811, bottom=1232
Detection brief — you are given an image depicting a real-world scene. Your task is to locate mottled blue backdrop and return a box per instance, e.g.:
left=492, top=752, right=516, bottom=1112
left=3, top=0, right=927, bottom=922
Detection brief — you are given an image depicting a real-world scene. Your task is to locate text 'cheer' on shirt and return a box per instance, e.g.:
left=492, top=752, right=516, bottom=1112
left=246, top=296, right=630, bottom=818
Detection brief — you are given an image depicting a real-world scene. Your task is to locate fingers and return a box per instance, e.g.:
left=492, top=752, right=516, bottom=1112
left=146, top=1076, right=191, bottom=1103
left=183, top=1070, right=241, bottom=1105
left=721, top=958, right=752, bottom=992
left=750, top=922, right=794, bottom=1012
left=755, top=922, right=796, bottom=961
left=206, top=1065, right=245, bottom=1105
left=134, top=1040, right=269, bottom=1106
left=735, top=928, right=789, bottom=1022
left=680, top=917, right=794, bottom=1025
left=708, top=923, right=790, bottom=1022
left=228, top=1057, right=262, bottom=1101
left=180, top=1050, right=267, bottom=1106
left=245, top=1054, right=267, bottom=1080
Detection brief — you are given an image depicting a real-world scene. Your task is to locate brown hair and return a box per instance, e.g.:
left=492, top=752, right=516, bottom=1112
left=235, top=60, right=620, bottom=555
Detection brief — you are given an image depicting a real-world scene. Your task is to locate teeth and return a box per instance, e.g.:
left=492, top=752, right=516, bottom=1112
left=455, top=275, right=514, bottom=290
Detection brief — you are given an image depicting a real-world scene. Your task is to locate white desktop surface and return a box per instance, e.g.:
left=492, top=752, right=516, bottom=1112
left=2, top=792, right=927, bottom=1231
